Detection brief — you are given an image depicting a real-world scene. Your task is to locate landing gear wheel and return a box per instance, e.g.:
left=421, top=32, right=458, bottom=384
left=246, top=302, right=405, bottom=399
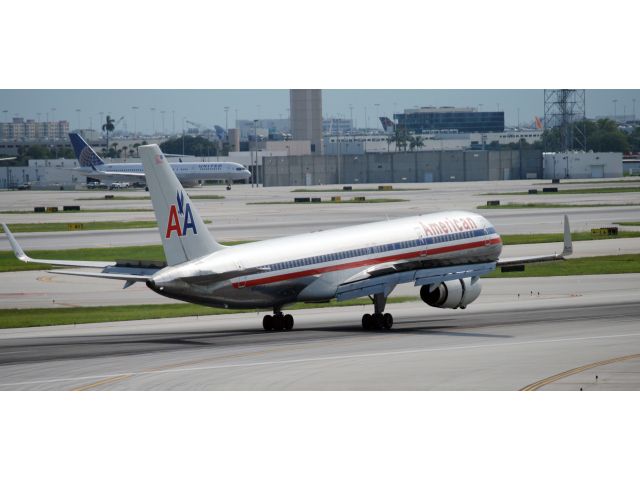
left=382, top=313, right=394, bottom=330
left=263, top=315, right=273, bottom=331
left=362, top=313, right=373, bottom=330
left=284, top=314, right=294, bottom=330
left=372, top=313, right=384, bottom=330
left=226, top=185, right=231, bottom=190
left=273, top=314, right=285, bottom=331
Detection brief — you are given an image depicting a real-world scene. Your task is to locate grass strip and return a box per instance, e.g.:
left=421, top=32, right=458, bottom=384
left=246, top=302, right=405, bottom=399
left=4, top=220, right=211, bottom=233
left=0, top=296, right=418, bottom=329
left=535, top=179, right=640, bottom=185
left=478, top=202, right=640, bottom=209
left=291, top=188, right=429, bottom=193
left=0, top=208, right=153, bottom=214
left=248, top=199, right=408, bottom=205
left=484, top=187, right=640, bottom=195
left=486, top=254, right=640, bottom=278
left=78, top=195, right=224, bottom=201
left=500, top=231, right=640, bottom=245
left=615, top=222, right=640, bottom=226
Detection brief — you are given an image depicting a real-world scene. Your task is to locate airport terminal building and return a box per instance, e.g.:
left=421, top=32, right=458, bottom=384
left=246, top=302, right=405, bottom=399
left=394, top=107, right=504, bottom=134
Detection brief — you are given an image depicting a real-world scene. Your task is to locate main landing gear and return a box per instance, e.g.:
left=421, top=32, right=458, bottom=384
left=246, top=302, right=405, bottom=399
left=362, top=293, right=393, bottom=330
left=226, top=183, right=232, bottom=190
left=263, top=307, right=294, bottom=331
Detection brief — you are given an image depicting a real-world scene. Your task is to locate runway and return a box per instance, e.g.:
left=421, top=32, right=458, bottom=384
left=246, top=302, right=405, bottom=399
left=1, top=279, right=639, bottom=390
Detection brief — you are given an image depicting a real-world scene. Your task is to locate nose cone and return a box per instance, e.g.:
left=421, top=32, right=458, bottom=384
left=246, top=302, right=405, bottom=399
left=243, top=169, right=251, bottom=179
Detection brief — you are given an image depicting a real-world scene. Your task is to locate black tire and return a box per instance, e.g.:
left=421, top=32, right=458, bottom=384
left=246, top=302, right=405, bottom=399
left=372, top=313, right=384, bottom=330
left=273, top=314, right=285, bottom=331
left=284, top=314, right=294, bottom=330
left=382, top=313, right=393, bottom=330
left=362, top=313, right=372, bottom=330
left=262, top=315, right=273, bottom=331
left=226, top=185, right=231, bottom=190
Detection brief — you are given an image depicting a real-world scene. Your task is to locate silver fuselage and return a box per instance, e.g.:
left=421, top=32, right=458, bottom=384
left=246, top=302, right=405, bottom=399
left=146, top=210, right=502, bottom=309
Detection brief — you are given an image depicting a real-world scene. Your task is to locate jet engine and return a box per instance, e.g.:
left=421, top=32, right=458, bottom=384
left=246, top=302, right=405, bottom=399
left=420, top=278, right=482, bottom=309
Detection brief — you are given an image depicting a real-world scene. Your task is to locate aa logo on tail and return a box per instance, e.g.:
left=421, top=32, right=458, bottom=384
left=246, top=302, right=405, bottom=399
left=165, top=190, right=198, bottom=238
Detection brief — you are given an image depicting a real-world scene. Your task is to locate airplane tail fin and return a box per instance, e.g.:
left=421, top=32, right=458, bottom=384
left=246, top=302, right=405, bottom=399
left=139, top=144, right=224, bottom=266
left=379, top=117, right=395, bottom=133
left=534, top=116, right=543, bottom=130
left=69, top=133, right=105, bottom=168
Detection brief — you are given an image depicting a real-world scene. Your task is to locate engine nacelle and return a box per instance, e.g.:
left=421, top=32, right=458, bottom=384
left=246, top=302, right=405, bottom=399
left=420, top=278, right=482, bottom=309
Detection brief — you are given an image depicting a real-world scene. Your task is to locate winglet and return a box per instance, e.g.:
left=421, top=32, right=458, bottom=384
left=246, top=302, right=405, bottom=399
left=1, top=223, right=30, bottom=262
left=562, top=214, right=573, bottom=257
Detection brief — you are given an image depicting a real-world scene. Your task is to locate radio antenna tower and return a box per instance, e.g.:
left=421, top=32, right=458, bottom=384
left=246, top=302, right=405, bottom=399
left=543, top=90, right=586, bottom=152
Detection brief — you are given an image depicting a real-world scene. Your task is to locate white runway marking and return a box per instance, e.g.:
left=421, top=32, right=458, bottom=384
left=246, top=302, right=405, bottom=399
left=1, top=330, right=640, bottom=388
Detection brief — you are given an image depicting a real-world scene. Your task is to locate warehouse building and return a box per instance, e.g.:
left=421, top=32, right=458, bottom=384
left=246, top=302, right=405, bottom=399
left=263, top=149, right=542, bottom=186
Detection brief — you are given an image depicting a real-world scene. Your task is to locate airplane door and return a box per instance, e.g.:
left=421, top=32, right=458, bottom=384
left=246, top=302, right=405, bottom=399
left=484, top=227, right=491, bottom=246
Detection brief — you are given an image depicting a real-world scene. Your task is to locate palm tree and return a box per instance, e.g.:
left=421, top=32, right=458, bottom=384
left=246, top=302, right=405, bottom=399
left=102, top=115, right=115, bottom=151
left=409, top=135, right=424, bottom=151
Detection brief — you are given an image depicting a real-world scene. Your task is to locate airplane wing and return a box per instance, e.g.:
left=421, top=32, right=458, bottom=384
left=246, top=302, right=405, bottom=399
left=496, top=214, right=572, bottom=266
left=334, top=215, right=573, bottom=301
left=2, top=223, right=161, bottom=288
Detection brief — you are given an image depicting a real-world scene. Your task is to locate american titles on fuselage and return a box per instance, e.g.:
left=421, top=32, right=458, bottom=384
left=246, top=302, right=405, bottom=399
left=420, top=216, right=478, bottom=237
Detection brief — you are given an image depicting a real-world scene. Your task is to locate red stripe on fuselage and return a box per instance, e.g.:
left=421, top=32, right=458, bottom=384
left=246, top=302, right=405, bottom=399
left=232, top=237, right=501, bottom=288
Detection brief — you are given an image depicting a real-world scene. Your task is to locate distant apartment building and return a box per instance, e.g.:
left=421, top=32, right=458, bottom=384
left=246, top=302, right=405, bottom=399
left=322, top=117, right=352, bottom=135
left=290, top=89, right=323, bottom=153
left=236, top=119, right=290, bottom=140
left=0, top=118, right=70, bottom=141
left=394, top=107, right=504, bottom=134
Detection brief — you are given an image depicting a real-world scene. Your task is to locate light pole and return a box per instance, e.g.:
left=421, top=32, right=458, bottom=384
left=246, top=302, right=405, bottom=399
left=374, top=103, right=380, bottom=130
left=224, top=106, right=229, bottom=132
left=253, top=119, right=258, bottom=188
left=151, top=107, right=156, bottom=135
left=349, top=104, right=353, bottom=131
left=171, top=110, right=175, bottom=135
left=75, top=109, right=81, bottom=130
left=132, top=106, right=138, bottom=138
left=161, top=110, right=166, bottom=135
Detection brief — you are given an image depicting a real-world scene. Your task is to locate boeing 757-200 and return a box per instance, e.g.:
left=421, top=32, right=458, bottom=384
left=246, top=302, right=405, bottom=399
left=69, top=133, right=251, bottom=189
left=2, top=144, right=572, bottom=331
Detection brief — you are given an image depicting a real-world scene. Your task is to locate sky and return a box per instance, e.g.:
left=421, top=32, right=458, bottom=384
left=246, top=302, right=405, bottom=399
left=0, top=90, right=638, bottom=135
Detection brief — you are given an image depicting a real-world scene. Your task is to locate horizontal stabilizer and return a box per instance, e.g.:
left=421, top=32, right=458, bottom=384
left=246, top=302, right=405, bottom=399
left=2, top=223, right=114, bottom=268
left=50, top=270, right=151, bottom=282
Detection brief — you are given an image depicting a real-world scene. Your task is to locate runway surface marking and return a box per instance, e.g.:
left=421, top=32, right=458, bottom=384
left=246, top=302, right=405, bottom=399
left=68, top=340, right=334, bottom=390
left=2, top=330, right=640, bottom=389
left=73, top=374, right=132, bottom=391
left=520, top=353, right=640, bottom=391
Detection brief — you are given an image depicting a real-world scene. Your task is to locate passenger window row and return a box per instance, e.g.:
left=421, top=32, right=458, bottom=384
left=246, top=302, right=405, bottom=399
left=260, top=228, right=488, bottom=272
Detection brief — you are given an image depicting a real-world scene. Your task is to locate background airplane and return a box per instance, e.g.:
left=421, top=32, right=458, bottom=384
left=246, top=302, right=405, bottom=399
left=2, top=144, right=572, bottom=332
left=69, top=133, right=250, bottom=189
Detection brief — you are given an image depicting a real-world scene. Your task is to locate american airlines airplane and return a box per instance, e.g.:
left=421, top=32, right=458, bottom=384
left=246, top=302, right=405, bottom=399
left=69, top=133, right=251, bottom=189
left=2, top=144, right=572, bottom=331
